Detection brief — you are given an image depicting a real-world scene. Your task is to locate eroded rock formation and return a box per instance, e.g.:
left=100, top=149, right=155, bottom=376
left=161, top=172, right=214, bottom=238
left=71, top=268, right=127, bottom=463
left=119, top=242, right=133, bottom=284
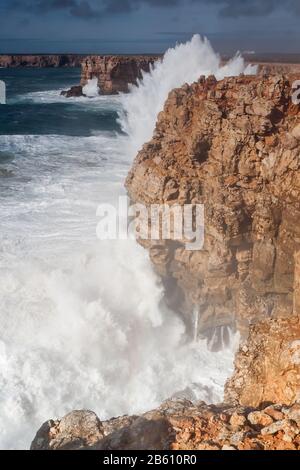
left=61, top=55, right=159, bottom=97
left=80, top=55, right=159, bottom=94
left=126, top=74, right=300, bottom=339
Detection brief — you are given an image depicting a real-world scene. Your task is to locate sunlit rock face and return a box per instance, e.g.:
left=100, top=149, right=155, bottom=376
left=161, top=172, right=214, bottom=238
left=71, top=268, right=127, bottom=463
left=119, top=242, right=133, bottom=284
left=126, top=74, right=300, bottom=339
left=225, top=315, right=300, bottom=407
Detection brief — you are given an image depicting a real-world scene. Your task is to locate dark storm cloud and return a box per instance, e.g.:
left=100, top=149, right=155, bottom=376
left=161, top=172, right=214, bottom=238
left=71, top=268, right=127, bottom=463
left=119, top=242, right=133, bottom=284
left=70, top=1, right=99, bottom=18
left=9, top=0, right=101, bottom=18
left=6, top=0, right=300, bottom=20
left=202, top=0, right=284, bottom=18
left=101, top=0, right=300, bottom=18
left=6, top=0, right=182, bottom=20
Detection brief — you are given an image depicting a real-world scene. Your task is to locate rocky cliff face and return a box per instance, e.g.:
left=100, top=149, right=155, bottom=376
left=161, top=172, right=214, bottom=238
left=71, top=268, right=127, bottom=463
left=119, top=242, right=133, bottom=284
left=61, top=55, right=159, bottom=97
left=225, top=315, right=300, bottom=407
left=126, top=74, right=300, bottom=340
left=0, top=55, right=84, bottom=68
left=225, top=252, right=300, bottom=408
left=79, top=55, right=159, bottom=94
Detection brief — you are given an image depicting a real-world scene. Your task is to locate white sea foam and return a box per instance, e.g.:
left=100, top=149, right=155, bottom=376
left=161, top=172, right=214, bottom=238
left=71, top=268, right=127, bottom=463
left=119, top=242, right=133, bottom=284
left=13, top=89, right=122, bottom=112
left=83, top=77, right=100, bottom=97
left=0, top=35, right=251, bottom=449
left=119, top=34, right=257, bottom=157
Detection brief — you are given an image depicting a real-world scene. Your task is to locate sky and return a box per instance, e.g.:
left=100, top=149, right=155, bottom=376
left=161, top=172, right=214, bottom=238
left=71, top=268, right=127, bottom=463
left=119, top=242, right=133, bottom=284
left=0, top=0, right=299, bottom=54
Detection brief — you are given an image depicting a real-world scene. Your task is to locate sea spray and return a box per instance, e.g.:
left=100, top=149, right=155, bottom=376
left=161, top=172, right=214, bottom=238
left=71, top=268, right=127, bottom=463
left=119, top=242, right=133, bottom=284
left=82, top=77, right=100, bottom=97
left=118, top=34, right=257, bottom=157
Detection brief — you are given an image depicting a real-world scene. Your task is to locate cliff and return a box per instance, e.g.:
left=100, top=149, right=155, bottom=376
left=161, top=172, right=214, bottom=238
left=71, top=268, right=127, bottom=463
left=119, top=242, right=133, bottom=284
left=61, top=55, right=160, bottom=97
left=126, top=74, right=300, bottom=339
left=58, top=56, right=300, bottom=97
left=0, top=55, right=84, bottom=68
left=80, top=55, right=159, bottom=94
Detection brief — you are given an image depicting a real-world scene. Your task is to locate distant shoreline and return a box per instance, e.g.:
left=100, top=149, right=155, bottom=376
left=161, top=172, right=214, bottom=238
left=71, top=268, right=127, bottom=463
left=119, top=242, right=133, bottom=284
left=1, top=53, right=300, bottom=69
left=0, top=54, right=163, bottom=69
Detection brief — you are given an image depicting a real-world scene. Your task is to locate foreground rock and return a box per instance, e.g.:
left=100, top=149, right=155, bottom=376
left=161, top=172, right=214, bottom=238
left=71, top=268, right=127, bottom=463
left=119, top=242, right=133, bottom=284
left=31, top=400, right=300, bottom=450
left=31, top=312, right=300, bottom=450
left=126, top=74, right=300, bottom=339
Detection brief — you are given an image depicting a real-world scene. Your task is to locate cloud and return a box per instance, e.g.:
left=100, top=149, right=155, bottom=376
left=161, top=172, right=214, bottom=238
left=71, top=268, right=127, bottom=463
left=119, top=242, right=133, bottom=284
left=5, top=0, right=182, bottom=21
left=204, top=0, right=279, bottom=17
left=70, top=1, right=99, bottom=18
left=5, top=0, right=300, bottom=20
left=197, top=0, right=300, bottom=18
left=102, top=0, right=300, bottom=18
left=8, top=0, right=101, bottom=19
left=102, top=0, right=181, bottom=15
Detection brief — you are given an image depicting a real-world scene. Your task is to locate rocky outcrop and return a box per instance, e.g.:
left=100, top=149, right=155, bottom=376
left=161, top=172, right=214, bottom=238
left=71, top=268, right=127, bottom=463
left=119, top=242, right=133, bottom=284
left=126, top=74, right=300, bottom=339
left=61, top=55, right=159, bottom=97
left=31, top=401, right=300, bottom=450
left=0, top=55, right=84, bottom=68
left=61, top=85, right=84, bottom=98
left=79, top=55, right=159, bottom=95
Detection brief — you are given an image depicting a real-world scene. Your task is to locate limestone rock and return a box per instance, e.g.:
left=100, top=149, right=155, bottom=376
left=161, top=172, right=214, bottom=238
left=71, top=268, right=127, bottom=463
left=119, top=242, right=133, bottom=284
left=31, top=401, right=300, bottom=451
left=126, top=75, right=300, bottom=339
left=80, top=55, right=159, bottom=95
left=247, top=411, right=273, bottom=427
left=30, top=411, right=104, bottom=450
left=225, top=316, right=300, bottom=407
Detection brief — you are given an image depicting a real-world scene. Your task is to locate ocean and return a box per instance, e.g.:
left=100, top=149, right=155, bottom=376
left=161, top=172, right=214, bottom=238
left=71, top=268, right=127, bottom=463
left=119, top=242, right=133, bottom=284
left=0, top=35, right=253, bottom=449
